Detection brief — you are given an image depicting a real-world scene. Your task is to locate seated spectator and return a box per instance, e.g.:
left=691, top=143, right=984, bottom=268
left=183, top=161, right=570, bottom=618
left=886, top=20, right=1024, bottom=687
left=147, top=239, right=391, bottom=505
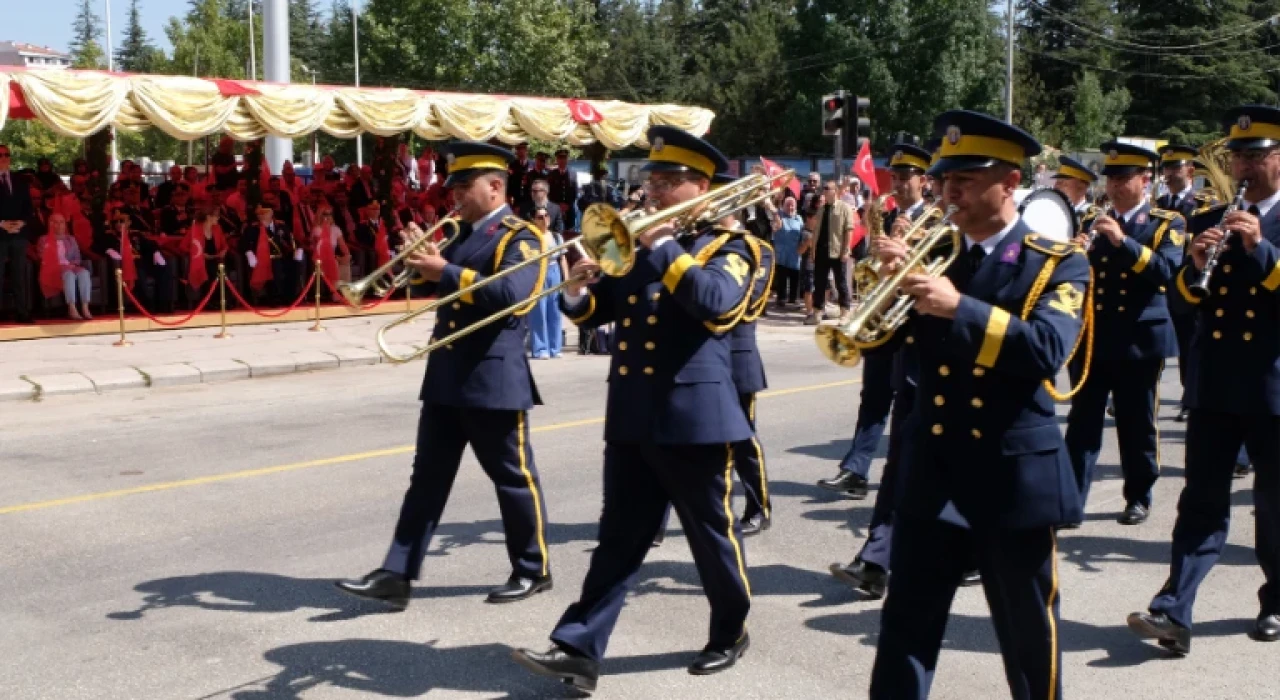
left=240, top=195, right=302, bottom=305
left=312, top=206, right=352, bottom=292
left=38, top=213, right=93, bottom=320
left=183, top=209, right=231, bottom=300
left=95, top=211, right=174, bottom=313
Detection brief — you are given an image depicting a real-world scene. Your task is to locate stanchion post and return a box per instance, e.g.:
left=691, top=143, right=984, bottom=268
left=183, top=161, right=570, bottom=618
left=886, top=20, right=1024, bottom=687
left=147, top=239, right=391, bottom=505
left=309, top=260, right=324, bottom=332
left=214, top=263, right=231, bottom=339
left=112, top=268, right=132, bottom=347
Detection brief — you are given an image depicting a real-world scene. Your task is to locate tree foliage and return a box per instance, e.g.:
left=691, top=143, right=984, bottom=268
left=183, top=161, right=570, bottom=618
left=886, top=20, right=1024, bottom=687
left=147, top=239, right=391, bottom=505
left=116, top=0, right=162, bottom=73
left=69, top=0, right=106, bottom=69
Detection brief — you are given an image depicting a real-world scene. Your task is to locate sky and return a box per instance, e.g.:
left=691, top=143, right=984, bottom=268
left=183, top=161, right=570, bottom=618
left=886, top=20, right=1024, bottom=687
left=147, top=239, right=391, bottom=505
left=11, top=0, right=193, bottom=57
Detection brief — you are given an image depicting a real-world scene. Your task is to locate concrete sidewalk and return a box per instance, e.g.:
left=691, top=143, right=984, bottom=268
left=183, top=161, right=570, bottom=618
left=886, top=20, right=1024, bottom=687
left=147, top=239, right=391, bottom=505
left=0, top=303, right=815, bottom=401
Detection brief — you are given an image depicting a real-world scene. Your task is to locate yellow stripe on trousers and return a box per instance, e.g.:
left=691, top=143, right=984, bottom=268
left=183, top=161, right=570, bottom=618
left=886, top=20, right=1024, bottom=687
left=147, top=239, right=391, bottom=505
left=749, top=395, right=770, bottom=516
left=724, top=444, right=752, bottom=598
left=516, top=412, right=550, bottom=577
left=1047, top=532, right=1060, bottom=700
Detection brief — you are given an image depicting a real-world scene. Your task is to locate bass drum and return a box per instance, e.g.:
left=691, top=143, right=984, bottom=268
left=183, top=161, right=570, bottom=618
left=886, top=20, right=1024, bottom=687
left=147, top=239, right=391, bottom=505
left=1016, top=188, right=1078, bottom=242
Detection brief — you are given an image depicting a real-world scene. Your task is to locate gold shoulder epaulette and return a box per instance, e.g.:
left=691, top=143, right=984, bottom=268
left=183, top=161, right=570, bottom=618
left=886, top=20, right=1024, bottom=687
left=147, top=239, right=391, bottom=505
left=1150, top=208, right=1183, bottom=221
left=501, top=214, right=530, bottom=231
left=1023, top=233, right=1076, bottom=257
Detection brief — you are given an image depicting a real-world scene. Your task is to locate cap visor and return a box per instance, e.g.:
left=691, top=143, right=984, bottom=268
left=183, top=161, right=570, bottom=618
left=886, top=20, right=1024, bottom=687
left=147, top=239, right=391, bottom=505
left=1225, top=137, right=1280, bottom=151
left=1101, top=165, right=1147, bottom=176
left=928, top=156, right=999, bottom=177
left=640, top=162, right=692, bottom=174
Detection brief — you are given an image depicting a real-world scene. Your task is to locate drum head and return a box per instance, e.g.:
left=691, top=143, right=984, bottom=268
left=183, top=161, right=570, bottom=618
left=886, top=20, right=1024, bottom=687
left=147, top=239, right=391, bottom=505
left=1018, top=188, right=1078, bottom=242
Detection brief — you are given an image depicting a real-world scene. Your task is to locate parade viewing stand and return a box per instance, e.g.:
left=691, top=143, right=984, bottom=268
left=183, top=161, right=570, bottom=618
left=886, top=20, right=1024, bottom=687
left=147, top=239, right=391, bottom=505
left=0, top=67, right=715, bottom=344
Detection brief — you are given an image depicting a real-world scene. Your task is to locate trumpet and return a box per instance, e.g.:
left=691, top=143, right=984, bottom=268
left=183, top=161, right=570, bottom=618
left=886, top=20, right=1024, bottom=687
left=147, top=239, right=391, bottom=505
left=816, top=205, right=960, bottom=367
left=1080, top=205, right=1105, bottom=250
left=855, top=203, right=948, bottom=290
left=373, top=170, right=794, bottom=364
left=1187, top=179, right=1249, bottom=300
left=337, top=216, right=463, bottom=306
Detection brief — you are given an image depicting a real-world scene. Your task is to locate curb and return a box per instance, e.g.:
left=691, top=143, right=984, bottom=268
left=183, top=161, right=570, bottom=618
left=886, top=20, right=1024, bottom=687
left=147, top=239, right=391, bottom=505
left=5, top=327, right=583, bottom=402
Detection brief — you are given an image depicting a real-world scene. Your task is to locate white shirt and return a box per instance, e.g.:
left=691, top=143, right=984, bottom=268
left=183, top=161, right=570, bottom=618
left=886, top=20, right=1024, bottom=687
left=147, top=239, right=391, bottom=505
left=1244, top=188, right=1280, bottom=219
left=469, top=204, right=506, bottom=234
left=1169, top=184, right=1194, bottom=208
left=965, top=215, right=1020, bottom=255
left=901, top=198, right=926, bottom=221
left=1114, top=202, right=1145, bottom=224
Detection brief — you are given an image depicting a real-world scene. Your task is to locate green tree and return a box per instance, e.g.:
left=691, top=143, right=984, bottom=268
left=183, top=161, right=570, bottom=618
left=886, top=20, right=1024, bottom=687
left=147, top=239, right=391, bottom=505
left=0, top=122, right=83, bottom=171
left=1063, top=70, right=1130, bottom=149
left=116, top=0, right=161, bottom=73
left=69, top=0, right=106, bottom=69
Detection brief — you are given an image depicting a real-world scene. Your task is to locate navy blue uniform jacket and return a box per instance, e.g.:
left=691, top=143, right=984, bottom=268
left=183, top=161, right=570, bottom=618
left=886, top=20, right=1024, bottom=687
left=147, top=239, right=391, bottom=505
left=728, top=234, right=774, bottom=395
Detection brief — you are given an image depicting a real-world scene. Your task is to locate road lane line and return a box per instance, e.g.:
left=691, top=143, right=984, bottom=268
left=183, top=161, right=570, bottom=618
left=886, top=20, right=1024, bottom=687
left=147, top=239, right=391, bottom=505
left=0, top=378, right=858, bottom=516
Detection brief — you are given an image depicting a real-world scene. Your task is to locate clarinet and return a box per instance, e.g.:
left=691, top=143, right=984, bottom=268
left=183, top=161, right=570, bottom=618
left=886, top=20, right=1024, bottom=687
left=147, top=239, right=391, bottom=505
left=1187, top=180, right=1250, bottom=300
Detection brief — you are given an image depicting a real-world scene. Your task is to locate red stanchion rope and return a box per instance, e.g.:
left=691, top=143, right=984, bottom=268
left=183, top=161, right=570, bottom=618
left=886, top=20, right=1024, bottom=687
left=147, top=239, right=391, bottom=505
left=121, top=278, right=219, bottom=327
left=225, top=272, right=318, bottom=318
left=321, top=274, right=394, bottom=312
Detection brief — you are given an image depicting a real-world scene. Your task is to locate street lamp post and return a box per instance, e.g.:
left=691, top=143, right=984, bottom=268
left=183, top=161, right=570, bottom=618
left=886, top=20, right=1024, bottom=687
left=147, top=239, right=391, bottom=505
left=353, top=0, right=362, bottom=167
left=248, top=0, right=257, bottom=80
left=105, top=0, right=119, bottom=175
left=301, top=65, right=320, bottom=167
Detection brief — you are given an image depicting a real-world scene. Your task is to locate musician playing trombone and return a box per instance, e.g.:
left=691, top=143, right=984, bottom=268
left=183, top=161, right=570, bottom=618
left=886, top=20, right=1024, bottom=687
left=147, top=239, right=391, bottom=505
left=1063, top=142, right=1185, bottom=529
left=513, top=126, right=758, bottom=693
left=335, top=141, right=553, bottom=609
left=1128, top=104, right=1280, bottom=653
left=865, top=110, right=1089, bottom=700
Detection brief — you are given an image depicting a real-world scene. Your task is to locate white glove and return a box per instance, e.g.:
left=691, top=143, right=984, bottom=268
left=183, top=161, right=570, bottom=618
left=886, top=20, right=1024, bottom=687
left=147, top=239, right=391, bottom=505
left=153, top=251, right=166, bottom=266
left=107, top=249, right=122, bottom=261
left=293, top=248, right=305, bottom=261
left=246, top=251, right=257, bottom=268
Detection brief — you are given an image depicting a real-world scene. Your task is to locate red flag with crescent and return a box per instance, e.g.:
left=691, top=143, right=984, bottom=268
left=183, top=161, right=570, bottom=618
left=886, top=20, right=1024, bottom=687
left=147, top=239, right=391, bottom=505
left=760, top=157, right=801, bottom=199
left=852, top=140, right=878, bottom=197
left=567, top=99, right=603, bottom=124
left=251, top=225, right=274, bottom=290
left=39, top=235, right=63, bottom=299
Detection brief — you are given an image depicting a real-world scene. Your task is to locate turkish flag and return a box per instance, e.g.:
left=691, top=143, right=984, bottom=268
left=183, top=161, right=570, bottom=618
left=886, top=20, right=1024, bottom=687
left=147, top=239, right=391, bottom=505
left=119, top=230, right=138, bottom=285
left=39, top=235, right=63, bottom=299
left=251, top=225, right=273, bottom=290
left=852, top=140, right=878, bottom=197
left=760, top=157, right=801, bottom=199
left=566, top=99, right=603, bottom=124
left=185, top=222, right=217, bottom=289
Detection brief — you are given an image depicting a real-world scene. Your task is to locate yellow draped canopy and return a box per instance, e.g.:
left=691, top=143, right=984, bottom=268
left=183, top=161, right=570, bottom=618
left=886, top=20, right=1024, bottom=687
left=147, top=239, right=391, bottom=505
left=0, top=68, right=714, bottom=150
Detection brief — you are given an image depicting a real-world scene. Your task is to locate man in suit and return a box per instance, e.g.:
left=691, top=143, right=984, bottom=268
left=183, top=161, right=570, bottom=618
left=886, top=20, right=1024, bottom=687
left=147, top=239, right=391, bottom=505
left=1128, top=104, right=1280, bottom=654
left=335, top=141, right=553, bottom=609
left=1063, top=142, right=1184, bottom=528
left=521, top=179, right=564, bottom=234
left=1157, top=144, right=1201, bottom=423
left=548, top=148, right=578, bottom=230
left=513, top=126, right=756, bottom=693
left=868, top=110, right=1090, bottom=700
left=0, top=144, right=33, bottom=323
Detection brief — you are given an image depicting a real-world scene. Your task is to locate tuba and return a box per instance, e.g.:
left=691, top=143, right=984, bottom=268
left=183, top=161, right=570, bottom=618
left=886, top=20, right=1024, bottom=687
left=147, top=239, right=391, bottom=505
left=816, top=206, right=961, bottom=367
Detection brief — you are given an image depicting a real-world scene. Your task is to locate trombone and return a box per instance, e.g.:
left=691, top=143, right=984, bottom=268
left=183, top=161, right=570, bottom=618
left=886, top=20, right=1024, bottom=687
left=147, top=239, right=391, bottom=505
left=374, top=169, right=794, bottom=364
left=337, top=215, right=463, bottom=306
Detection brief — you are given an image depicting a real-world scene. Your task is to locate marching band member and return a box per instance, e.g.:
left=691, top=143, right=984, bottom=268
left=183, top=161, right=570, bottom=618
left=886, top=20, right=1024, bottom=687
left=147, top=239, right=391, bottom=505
left=513, top=127, right=756, bottom=693
left=1063, top=142, right=1184, bottom=528
left=335, top=142, right=552, bottom=609
left=868, top=110, right=1089, bottom=700
left=1052, top=155, right=1098, bottom=216
left=1157, top=144, right=1201, bottom=423
left=1128, top=104, right=1280, bottom=653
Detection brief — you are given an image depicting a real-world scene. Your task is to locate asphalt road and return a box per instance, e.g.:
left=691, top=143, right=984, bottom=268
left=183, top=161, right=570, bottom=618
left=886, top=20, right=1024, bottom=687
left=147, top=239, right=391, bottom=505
left=1, top=323, right=1275, bottom=699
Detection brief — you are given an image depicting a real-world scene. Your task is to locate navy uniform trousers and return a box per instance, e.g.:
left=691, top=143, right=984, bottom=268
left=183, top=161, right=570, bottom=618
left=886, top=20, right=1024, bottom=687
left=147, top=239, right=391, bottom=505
left=854, top=382, right=915, bottom=570
left=838, top=351, right=895, bottom=477
left=552, top=441, right=751, bottom=660
left=1065, top=358, right=1165, bottom=508
left=1148, top=411, right=1280, bottom=628
left=734, top=393, right=770, bottom=519
left=382, top=404, right=549, bottom=581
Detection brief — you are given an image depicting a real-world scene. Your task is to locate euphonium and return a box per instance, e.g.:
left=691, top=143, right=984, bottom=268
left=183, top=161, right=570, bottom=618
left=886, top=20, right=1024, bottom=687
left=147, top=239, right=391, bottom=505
left=816, top=205, right=961, bottom=367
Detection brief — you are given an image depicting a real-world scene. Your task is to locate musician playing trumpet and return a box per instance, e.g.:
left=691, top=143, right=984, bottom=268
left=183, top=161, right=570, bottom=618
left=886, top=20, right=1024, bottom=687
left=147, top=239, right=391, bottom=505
left=1063, top=142, right=1185, bottom=528
left=1129, top=104, right=1280, bottom=653
left=865, top=110, right=1089, bottom=700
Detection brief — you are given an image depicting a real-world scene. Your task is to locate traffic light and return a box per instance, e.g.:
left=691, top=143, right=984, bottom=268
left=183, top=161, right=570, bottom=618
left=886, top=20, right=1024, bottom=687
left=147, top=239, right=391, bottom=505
left=821, top=91, right=848, bottom=137
left=853, top=96, right=872, bottom=153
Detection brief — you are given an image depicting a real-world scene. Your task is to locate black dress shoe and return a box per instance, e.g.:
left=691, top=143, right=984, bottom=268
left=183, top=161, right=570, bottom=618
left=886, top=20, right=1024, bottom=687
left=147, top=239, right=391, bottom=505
left=829, top=560, right=888, bottom=599
left=817, top=470, right=869, bottom=499
left=1127, top=611, right=1191, bottom=655
left=652, top=530, right=666, bottom=547
left=1118, top=503, right=1150, bottom=525
left=1106, top=401, right=1115, bottom=417
left=1235, top=462, right=1252, bottom=479
left=511, top=645, right=599, bottom=694
left=739, top=512, right=771, bottom=537
left=689, top=632, right=750, bottom=675
left=1252, top=614, right=1280, bottom=642
left=334, top=569, right=410, bottom=610
left=1175, top=407, right=1189, bottom=422
left=1058, top=521, right=1082, bottom=531
left=959, top=570, right=981, bottom=587
left=487, top=573, right=553, bottom=604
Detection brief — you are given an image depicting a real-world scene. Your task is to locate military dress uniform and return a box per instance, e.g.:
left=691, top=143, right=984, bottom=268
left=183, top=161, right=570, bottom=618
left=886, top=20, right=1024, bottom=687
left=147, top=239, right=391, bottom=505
left=514, top=127, right=756, bottom=693
left=1129, top=105, right=1280, bottom=652
left=1157, top=144, right=1202, bottom=421
left=870, top=111, right=1091, bottom=700
left=1064, top=142, right=1184, bottom=526
left=335, top=142, right=553, bottom=608
left=730, top=214, right=775, bottom=532
left=824, top=144, right=933, bottom=502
